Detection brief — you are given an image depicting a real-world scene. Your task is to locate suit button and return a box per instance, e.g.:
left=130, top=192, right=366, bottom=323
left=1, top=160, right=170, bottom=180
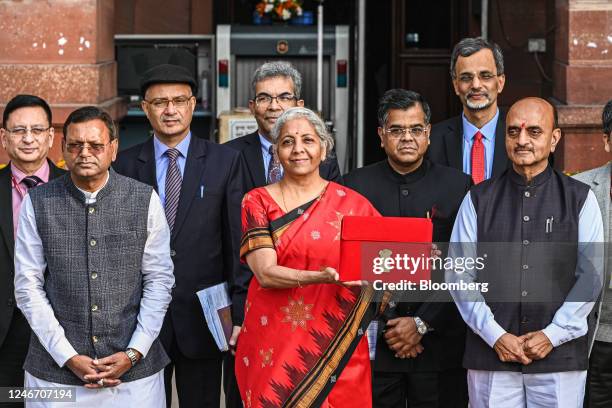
left=524, top=191, right=531, bottom=198
left=521, top=316, right=529, bottom=323
left=88, top=207, right=96, bottom=214
left=90, top=239, right=97, bottom=247
left=522, top=264, right=529, bottom=270
left=401, top=190, right=409, bottom=196
left=522, top=290, right=528, bottom=297
left=91, top=304, right=98, bottom=312
left=170, top=249, right=176, bottom=257
left=92, top=335, right=99, bottom=343
left=91, top=272, right=98, bottom=280
left=523, top=216, right=530, bottom=222
left=523, top=240, right=530, bottom=246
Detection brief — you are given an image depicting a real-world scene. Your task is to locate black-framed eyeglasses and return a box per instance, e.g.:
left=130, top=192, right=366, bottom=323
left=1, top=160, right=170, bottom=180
left=384, top=127, right=427, bottom=139
left=6, top=126, right=51, bottom=138
left=65, top=142, right=112, bottom=155
left=253, top=93, right=297, bottom=107
left=144, top=96, right=194, bottom=110
left=458, top=72, right=498, bottom=84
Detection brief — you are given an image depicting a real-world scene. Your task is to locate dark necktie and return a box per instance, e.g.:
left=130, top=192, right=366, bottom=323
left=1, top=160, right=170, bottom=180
left=164, top=148, right=182, bottom=231
left=22, top=175, right=43, bottom=190
left=267, top=145, right=282, bottom=184
left=471, top=131, right=485, bottom=184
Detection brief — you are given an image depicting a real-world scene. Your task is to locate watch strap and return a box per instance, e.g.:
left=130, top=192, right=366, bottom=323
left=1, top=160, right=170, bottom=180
left=125, top=348, right=139, bottom=367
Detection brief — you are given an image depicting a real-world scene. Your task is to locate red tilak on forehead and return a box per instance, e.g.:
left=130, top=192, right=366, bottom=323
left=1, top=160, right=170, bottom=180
left=521, top=122, right=526, bottom=129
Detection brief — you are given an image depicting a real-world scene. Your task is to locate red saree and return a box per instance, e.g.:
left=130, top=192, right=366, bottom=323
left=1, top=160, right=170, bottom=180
left=236, top=181, right=380, bottom=408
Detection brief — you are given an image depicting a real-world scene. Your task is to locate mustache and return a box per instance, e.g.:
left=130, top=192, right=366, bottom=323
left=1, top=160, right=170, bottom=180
left=467, top=92, right=489, bottom=98
left=514, top=147, right=534, bottom=152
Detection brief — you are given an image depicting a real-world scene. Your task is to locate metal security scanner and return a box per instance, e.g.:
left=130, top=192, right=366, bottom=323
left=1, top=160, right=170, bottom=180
left=216, top=24, right=351, bottom=173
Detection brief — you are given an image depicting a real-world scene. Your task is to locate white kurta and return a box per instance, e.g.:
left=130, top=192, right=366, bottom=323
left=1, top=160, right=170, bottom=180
left=14, top=173, right=174, bottom=407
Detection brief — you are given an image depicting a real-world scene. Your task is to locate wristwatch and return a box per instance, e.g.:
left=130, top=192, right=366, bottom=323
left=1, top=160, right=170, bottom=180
left=125, top=348, right=139, bottom=367
left=414, top=316, right=429, bottom=335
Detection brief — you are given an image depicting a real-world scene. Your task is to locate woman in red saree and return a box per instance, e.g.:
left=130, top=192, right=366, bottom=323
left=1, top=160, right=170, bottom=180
left=235, top=107, right=380, bottom=407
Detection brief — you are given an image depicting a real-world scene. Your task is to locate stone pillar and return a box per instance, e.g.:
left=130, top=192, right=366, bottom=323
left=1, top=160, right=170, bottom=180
left=552, top=0, right=612, bottom=173
left=0, top=0, right=126, bottom=166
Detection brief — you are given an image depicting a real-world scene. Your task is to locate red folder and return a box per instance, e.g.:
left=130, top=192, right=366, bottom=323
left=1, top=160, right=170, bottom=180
left=339, top=216, right=433, bottom=282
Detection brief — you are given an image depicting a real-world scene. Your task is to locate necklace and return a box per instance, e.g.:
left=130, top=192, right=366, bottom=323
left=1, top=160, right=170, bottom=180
left=279, top=181, right=289, bottom=213
left=278, top=180, right=329, bottom=213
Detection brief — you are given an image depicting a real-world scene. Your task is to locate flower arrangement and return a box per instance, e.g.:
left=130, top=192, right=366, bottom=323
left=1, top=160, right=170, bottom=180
left=255, top=0, right=303, bottom=22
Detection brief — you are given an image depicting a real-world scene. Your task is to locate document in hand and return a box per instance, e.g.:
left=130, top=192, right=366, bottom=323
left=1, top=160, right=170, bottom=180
left=196, top=282, right=233, bottom=352
left=340, top=216, right=433, bottom=282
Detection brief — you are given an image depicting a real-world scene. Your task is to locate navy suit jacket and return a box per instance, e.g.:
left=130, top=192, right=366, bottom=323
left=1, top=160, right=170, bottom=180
left=428, top=113, right=509, bottom=179
left=113, top=136, right=246, bottom=358
left=0, top=160, right=66, bottom=347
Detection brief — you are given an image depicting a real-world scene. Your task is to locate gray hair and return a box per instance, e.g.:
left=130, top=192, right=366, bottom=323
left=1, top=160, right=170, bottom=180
left=251, top=61, right=302, bottom=99
left=450, top=37, right=504, bottom=79
left=603, top=99, right=612, bottom=135
left=270, top=107, right=334, bottom=156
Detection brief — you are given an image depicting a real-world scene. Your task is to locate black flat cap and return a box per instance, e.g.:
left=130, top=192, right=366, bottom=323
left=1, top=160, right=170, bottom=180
left=140, top=64, right=198, bottom=97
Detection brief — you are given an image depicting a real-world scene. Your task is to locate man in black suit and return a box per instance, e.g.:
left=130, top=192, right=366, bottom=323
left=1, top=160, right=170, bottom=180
left=225, top=60, right=341, bottom=188
left=223, top=60, right=341, bottom=408
left=0, top=94, right=65, bottom=407
left=345, top=89, right=471, bottom=408
left=428, top=37, right=508, bottom=183
left=113, top=65, right=245, bottom=408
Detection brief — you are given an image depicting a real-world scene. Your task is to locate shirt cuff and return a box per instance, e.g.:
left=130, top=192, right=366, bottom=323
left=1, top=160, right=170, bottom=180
left=52, top=340, right=79, bottom=368
left=479, top=319, right=507, bottom=348
left=128, top=331, right=155, bottom=358
left=542, top=323, right=569, bottom=347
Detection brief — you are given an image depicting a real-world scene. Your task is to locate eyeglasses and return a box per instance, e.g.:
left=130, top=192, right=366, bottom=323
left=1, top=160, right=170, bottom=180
left=144, top=96, right=194, bottom=110
left=65, top=142, right=112, bottom=154
left=457, top=72, right=498, bottom=84
left=6, top=126, right=51, bottom=138
left=384, top=127, right=427, bottom=139
left=254, top=93, right=297, bottom=107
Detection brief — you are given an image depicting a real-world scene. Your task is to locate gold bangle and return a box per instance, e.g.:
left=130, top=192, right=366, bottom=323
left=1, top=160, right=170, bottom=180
left=296, top=270, right=303, bottom=288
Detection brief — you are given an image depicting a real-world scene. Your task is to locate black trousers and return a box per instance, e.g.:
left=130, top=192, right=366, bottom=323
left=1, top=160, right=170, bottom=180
left=585, top=340, right=612, bottom=408
left=0, top=310, right=29, bottom=408
left=372, top=368, right=468, bottom=408
left=223, top=353, right=243, bottom=408
left=163, top=321, right=222, bottom=408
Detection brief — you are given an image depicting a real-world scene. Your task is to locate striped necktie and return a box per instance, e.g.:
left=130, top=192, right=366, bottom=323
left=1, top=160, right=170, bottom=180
left=164, top=148, right=182, bottom=231
left=22, top=175, right=43, bottom=189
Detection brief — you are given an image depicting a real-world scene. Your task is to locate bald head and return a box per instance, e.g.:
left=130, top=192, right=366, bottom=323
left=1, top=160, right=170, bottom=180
left=505, top=97, right=560, bottom=179
left=507, top=97, right=557, bottom=131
